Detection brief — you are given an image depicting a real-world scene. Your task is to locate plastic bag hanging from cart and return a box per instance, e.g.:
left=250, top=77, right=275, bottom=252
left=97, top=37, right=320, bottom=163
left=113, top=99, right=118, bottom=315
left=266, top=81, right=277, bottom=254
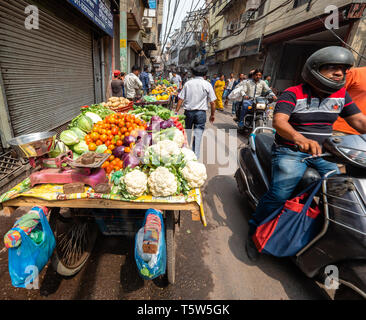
left=134, top=209, right=166, bottom=280
left=8, top=207, right=56, bottom=288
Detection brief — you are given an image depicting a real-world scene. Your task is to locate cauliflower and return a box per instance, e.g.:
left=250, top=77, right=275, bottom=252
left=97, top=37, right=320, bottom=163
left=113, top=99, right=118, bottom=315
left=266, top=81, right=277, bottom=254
left=148, top=167, right=178, bottom=197
left=123, top=169, right=148, bottom=197
left=181, top=161, right=207, bottom=188
left=153, top=127, right=185, bottom=148
left=181, top=147, right=197, bottom=162
left=145, top=140, right=182, bottom=166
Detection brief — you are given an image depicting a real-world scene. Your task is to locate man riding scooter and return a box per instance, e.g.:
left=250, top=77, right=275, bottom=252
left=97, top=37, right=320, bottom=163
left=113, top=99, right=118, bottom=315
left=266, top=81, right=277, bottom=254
left=246, top=46, right=366, bottom=261
left=238, top=69, right=278, bottom=129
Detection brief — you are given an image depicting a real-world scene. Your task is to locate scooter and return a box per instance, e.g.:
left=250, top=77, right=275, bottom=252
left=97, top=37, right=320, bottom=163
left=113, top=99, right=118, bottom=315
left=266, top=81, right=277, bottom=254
left=235, top=97, right=273, bottom=134
left=235, top=127, right=366, bottom=299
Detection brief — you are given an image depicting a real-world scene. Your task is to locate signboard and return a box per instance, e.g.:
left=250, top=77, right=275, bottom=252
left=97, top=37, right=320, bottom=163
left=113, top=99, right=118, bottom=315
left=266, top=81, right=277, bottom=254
left=215, top=50, right=227, bottom=62
left=66, top=0, right=114, bottom=37
left=149, top=0, right=157, bottom=9
left=240, top=37, right=261, bottom=56
left=228, top=46, right=241, bottom=60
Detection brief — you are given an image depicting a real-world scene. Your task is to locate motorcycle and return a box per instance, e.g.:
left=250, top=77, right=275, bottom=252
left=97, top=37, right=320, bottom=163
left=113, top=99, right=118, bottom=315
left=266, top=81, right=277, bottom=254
left=235, top=97, right=274, bottom=133
left=235, top=127, right=366, bottom=299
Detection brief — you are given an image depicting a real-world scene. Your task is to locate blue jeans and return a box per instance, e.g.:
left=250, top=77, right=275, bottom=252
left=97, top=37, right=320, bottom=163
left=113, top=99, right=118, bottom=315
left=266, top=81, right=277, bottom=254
left=232, top=101, right=240, bottom=114
left=248, top=145, right=340, bottom=236
left=184, top=110, right=206, bottom=159
left=238, top=100, right=253, bottom=126
left=223, top=89, right=231, bottom=99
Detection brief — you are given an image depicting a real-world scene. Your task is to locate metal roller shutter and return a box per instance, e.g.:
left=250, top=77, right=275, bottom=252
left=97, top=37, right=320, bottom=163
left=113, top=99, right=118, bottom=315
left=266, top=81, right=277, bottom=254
left=0, top=0, right=96, bottom=137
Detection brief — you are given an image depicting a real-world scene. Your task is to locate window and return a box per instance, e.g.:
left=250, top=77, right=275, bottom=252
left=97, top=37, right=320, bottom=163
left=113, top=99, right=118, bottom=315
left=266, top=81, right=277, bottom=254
left=293, top=0, right=308, bottom=8
left=257, top=0, right=266, bottom=17
left=214, top=30, right=219, bottom=39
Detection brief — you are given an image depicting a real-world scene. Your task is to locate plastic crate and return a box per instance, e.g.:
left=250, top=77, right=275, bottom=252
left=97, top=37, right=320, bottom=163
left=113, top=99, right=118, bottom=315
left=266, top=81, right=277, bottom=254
left=92, top=209, right=145, bottom=236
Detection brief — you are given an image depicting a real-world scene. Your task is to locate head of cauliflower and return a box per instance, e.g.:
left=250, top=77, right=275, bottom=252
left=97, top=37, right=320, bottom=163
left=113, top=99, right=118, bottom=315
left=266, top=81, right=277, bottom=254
left=181, top=147, right=197, bottom=162
left=123, top=169, right=148, bottom=197
left=148, top=167, right=178, bottom=197
left=181, top=161, right=207, bottom=189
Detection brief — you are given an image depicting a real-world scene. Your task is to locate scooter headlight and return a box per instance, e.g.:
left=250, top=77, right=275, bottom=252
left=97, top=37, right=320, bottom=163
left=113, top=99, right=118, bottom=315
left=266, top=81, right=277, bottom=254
left=256, top=103, right=266, bottom=110
left=339, top=147, right=366, bottom=166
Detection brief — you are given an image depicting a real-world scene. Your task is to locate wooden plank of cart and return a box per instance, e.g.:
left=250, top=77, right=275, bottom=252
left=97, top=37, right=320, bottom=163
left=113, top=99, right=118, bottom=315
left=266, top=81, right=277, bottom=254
left=0, top=188, right=206, bottom=285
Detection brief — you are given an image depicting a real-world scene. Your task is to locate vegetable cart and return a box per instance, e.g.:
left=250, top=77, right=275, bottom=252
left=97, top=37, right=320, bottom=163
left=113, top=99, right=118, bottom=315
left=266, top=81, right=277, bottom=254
left=0, top=182, right=206, bottom=285
left=135, top=96, right=174, bottom=110
left=0, top=103, right=206, bottom=285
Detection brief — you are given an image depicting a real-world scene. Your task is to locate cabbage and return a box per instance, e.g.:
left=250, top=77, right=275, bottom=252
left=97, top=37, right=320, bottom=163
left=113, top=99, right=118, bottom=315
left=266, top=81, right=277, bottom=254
left=73, top=140, right=89, bottom=154
left=60, top=130, right=79, bottom=146
left=70, top=127, right=87, bottom=140
left=77, top=115, right=93, bottom=133
left=96, top=144, right=108, bottom=153
left=48, top=140, right=68, bottom=158
left=72, top=152, right=82, bottom=160
left=85, top=112, right=102, bottom=124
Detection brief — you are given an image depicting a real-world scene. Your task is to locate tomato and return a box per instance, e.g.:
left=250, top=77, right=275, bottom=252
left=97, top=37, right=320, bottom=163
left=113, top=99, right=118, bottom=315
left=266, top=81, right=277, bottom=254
left=96, top=140, right=103, bottom=146
left=116, top=140, right=123, bottom=147
left=105, top=140, right=111, bottom=147
left=108, top=144, right=115, bottom=151
left=100, top=134, right=108, bottom=143
left=109, top=155, right=115, bottom=162
left=108, top=134, right=114, bottom=141
left=113, top=166, right=120, bottom=172
left=104, top=149, right=112, bottom=155
left=101, top=161, right=110, bottom=169
left=89, top=143, right=97, bottom=151
left=121, top=127, right=127, bottom=134
left=90, top=132, right=99, bottom=141
left=124, top=147, right=131, bottom=153
left=126, top=122, right=131, bottom=128
left=106, top=165, right=113, bottom=174
left=118, top=120, right=125, bottom=128
left=111, top=127, right=119, bottom=135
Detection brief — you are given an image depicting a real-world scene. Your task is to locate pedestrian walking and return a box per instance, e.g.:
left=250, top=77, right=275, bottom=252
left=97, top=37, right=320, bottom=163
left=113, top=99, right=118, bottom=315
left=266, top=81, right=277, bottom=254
left=264, top=75, right=271, bottom=87
left=111, top=70, right=124, bottom=98
left=124, top=65, right=143, bottom=101
left=333, top=66, right=366, bottom=135
left=214, top=74, right=226, bottom=111
left=175, top=64, right=216, bottom=159
left=231, top=73, right=247, bottom=115
left=171, top=72, right=182, bottom=104
left=211, top=74, right=219, bottom=87
left=224, top=73, right=236, bottom=107
left=140, top=65, right=151, bottom=96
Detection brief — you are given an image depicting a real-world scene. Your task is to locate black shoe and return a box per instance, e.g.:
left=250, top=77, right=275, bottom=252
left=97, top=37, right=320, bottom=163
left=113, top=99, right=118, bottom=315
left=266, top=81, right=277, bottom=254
left=245, top=235, right=260, bottom=262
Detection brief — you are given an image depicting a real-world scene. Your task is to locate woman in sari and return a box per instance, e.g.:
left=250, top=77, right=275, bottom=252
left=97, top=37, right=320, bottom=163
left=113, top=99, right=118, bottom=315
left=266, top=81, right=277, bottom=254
left=214, top=74, right=225, bottom=111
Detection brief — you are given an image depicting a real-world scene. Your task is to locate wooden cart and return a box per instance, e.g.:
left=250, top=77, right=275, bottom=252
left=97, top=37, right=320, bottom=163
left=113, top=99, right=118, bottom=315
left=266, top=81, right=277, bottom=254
left=0, top=196, right=204, bottom=285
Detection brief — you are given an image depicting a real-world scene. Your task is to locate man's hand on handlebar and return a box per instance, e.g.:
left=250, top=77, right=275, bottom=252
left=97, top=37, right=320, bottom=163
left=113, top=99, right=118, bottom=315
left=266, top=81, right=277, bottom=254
left=294, top=136, right=322, bottom=156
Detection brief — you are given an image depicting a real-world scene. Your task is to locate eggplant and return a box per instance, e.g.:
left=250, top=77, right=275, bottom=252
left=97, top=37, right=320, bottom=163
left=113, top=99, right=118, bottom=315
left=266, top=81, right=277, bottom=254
left=113, top=146, right=126, bottom=159
left=123, top=135, right=136, bottom=147
left=123, top=154, right=140, bottom=169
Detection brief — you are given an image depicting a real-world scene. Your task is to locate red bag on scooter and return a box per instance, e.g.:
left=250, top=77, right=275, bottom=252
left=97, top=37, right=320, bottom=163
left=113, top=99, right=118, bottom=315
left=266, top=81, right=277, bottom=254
left=252, top=179, right=324, bottom=257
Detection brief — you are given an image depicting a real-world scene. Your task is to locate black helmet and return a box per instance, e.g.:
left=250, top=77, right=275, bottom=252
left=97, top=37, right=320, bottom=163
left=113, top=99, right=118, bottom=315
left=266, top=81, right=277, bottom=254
left=301, top=46, right=354, bottom=94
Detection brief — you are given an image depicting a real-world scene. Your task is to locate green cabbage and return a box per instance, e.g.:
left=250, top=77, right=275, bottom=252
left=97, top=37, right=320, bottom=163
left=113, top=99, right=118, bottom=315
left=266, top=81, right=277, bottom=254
left=77, top=115, right=93, bottom=133
left=48, top=140, right=69, bottom=158
left=96, top=144, right=108, bottom=153
left=85, top=112, right=102, bottom=124
left=60, top=130, right=79, bottom=146
left=70, top=127, right=87, bottom=140
left=73, top=140, right=89, bottom=154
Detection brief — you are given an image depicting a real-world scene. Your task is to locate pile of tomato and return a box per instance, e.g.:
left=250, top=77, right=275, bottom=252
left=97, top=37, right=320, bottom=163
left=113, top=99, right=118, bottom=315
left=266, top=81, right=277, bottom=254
left=84, top=113, right=147, bottom=173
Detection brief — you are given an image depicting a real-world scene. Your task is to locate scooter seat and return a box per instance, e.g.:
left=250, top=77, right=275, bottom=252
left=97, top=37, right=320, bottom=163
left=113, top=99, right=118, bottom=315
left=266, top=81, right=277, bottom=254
left=255, top=133, right=275, bottom=179
left=254, top=133, right=321, bottom=192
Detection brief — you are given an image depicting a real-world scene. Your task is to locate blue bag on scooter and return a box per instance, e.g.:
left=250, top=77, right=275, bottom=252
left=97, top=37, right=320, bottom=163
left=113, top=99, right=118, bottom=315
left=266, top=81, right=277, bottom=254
left=8, top=207, right=56, bottom=288
left=253, top=179, right=324, bottom=257
left=134, top=209, right=166, bottom=280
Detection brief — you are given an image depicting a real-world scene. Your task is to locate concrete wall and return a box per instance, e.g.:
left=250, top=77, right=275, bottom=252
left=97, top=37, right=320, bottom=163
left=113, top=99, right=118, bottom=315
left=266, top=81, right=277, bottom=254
left=348, top=17, right=366, bottom=67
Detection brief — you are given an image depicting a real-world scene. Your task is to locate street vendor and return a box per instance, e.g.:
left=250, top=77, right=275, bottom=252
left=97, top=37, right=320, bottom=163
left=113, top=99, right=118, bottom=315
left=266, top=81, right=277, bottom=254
left=124, top=65, right=143, bottom=101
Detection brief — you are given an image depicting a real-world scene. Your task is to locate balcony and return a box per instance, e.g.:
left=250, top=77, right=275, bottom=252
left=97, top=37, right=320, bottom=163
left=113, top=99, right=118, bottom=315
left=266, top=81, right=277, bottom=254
left=142, top=30, right=158, bottom=51
left=127, top=0, right=148, bottom=30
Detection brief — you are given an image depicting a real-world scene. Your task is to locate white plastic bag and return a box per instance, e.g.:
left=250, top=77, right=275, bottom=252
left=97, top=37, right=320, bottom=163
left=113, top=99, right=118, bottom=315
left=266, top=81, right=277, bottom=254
left=228, top=86, right=244, bottom=101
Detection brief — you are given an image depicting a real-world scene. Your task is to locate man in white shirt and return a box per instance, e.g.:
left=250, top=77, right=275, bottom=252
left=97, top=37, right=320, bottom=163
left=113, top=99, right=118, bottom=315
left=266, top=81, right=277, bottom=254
left=176, top=65, right=217, bottom=159
left=171, top=72, right=182, bottom=90
left=124, top=65, right=143, bottom=100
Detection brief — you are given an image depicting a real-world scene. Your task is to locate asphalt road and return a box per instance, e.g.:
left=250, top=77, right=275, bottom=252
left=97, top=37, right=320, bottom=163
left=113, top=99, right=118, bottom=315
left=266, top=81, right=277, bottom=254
left=0, top=106, right=329, bottom=300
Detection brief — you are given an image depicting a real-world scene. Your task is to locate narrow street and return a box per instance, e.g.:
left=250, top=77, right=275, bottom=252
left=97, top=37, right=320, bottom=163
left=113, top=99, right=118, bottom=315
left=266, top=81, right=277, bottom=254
left=0, top=107, right=328, bottom=300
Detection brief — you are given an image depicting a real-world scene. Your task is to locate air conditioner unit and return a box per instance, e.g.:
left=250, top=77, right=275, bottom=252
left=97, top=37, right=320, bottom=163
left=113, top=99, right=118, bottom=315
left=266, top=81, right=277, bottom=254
left=241, top=11, right=258, bottom=24
left=142, top=17, right=153, bottom=29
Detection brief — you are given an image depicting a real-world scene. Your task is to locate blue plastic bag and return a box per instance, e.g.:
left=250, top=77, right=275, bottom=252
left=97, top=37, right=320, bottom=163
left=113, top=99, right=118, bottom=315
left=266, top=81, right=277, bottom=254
left=134, top=209, right=166, bottom=280
left=8, top=208, right=56, bottom=288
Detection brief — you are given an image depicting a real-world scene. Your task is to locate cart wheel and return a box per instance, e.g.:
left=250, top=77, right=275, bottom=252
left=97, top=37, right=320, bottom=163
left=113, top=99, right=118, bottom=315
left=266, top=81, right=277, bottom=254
left=165, top=210, right=176, bottom=285
left=51, top=208, right=98, bottom=277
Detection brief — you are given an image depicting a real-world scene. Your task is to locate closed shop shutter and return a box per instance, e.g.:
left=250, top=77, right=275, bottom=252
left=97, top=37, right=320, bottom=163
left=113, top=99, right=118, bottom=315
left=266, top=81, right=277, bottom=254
left=0, top=0, right=95, bottom=137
